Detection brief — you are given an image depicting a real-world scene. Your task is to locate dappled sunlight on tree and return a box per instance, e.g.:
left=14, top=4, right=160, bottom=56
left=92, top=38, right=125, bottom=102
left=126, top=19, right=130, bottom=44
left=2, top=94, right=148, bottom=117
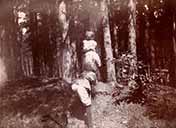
left=0, top=59, right=7, bottom=85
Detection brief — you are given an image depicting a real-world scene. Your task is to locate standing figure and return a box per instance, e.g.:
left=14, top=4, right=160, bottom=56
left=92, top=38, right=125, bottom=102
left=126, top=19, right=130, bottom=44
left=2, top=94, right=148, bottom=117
left=69, top=30, right=101, bottom=128
left=82, top=31, right=101, bottom=76
left=82, top=30, right=101, bottom=128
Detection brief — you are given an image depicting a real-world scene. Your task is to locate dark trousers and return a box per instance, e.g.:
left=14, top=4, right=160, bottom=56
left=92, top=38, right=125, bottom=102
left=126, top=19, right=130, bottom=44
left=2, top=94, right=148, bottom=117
left=85, top=105, right=93, bottom=128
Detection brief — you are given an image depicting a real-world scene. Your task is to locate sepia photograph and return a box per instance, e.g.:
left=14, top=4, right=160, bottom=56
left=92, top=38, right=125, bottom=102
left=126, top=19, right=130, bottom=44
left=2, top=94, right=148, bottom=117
left=0, top=0, right=176, bottom=128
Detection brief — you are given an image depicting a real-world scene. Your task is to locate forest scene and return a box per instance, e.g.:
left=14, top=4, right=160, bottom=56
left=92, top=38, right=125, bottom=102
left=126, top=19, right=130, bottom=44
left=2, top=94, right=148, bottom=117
left=0, top=0, right=176, bottom=128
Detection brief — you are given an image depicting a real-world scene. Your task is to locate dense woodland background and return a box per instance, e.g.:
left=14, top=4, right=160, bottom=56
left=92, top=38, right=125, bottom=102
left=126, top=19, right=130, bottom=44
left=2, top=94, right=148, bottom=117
left=0, top=0, right=176, bottom=128
left=0, top=0, right=176, bottom=86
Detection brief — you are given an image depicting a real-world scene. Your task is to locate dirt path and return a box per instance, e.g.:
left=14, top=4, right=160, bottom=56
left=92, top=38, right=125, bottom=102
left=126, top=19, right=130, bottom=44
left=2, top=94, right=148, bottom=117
left=0, top=79, right=176, bottom=128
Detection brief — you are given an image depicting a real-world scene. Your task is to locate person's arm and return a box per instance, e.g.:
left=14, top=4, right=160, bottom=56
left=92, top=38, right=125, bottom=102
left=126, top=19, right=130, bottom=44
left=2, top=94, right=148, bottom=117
left=83, top=40, right=87, bottom=52
left=93, top=53, right=101, bottom=82
left=95, top=53, right=101, bottom=67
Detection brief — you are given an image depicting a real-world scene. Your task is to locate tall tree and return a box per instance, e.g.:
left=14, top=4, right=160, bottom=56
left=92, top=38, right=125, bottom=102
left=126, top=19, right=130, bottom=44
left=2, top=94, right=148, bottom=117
left=0, top=26, right=7, bottom=83
left=170, top=8, right=176, bottom=86
left=128, top=0, right=137, bottom=76
left=100, top=0, right=116, bottom=82
left=29, top=11, right=41, bottom=76
left=0, top=2, right=24, bottom=79
left=12, top=9, right=23, bottom=78
left=58, top=0, right=76, bottom=81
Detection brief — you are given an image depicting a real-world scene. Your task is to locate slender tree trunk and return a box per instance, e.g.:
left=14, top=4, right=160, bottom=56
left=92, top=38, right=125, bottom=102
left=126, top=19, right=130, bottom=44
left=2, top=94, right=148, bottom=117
left=128, top=0, right=137, bottom=77
left=3, top=7, right=22, bottom=79
left=170, top=11, right=176, bottom=86
left=109, top=15, right=119, bottom=79
left=113, top=25, right=119, bottom=58
left=12, top=10, right=23, bottom=78
left=144, top=16, right=151, bottom=75
left=150, top=37, right=156, bottom=70
left=148, top=0, right=156, bottom=71
left=58, top=1, right=74, bottom=82
left=30, top=12, right=40, bottom=76
left=100, top=0, right=116, bottom=82
left=0, top=26, right=7, bottom=83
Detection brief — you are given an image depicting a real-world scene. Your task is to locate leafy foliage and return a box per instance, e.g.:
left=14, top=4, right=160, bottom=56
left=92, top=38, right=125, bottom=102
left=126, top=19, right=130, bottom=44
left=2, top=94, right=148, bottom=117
left=112, top=51, right=170, bottom=105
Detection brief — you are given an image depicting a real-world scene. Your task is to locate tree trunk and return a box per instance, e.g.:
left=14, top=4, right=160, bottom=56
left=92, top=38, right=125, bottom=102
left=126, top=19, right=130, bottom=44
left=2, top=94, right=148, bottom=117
left=113, top=25, right=119, bottom=58
left=100, top=0, right=116, bottom=82
left=58, top=1, right=75, bottom=82
left=128, top=0, right=137, bottom=77
left=12, top=10, right=23, bottom=78
left=149, top=36, right=156, bottom=70
left=1, top=7, right=23, bottom=79
left=0, top=27, right=7, bottom=83
left=30, top=12, right=40, bottom=76
left=170, top=11, right=176, bottom=86
left=144, top=16, right=151, bottom=75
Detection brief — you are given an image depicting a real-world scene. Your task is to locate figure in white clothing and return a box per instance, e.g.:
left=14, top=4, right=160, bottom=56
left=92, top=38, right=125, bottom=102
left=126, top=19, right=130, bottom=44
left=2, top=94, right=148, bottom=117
left=83, top=40, right=97, bottom=52
left=70, top=31, right=100, bottom=107
left=82, top=50, right=101, bottom=73
left=71, top=71, right=96, bottom=106
left=82, top=31, right=101, bottom=73
left=69, top=31, right=101, bottom=128
left=83, top=30, right=97, bottom=52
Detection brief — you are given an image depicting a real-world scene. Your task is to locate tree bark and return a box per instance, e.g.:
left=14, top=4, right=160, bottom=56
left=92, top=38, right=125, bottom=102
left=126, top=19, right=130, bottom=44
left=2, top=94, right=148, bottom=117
left=170, top=11, right=176, bottom=86
left=12, top=9, right=23, bottom=78
left=31, top=12, right=40, bottom=76
left=144, top=16, right=151, bottom=75
left=0, top=26, right=7, bottom=82
left=128, top=0, right=137, bottom=76
left=58, top=1, right=76, bottom=82
left=100, top=0, right=116, bottom=82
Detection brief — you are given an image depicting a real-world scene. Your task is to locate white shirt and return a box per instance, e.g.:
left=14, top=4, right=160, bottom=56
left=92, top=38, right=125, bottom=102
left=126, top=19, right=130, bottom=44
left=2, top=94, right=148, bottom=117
left=83, top=40, right=97, bottom=52
left=82, top=51, right=101, bottom=72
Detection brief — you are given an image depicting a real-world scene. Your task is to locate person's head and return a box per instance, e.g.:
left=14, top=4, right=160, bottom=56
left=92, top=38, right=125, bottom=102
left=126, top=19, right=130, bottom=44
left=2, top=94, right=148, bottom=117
left=85, top=30, right=95, bottom=40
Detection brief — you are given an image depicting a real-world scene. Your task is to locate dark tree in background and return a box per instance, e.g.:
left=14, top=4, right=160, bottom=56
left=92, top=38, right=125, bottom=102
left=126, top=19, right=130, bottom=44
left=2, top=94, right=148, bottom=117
left=0, top=0, right=175, bottom=86
left=169, top=0, right=176, bottom=86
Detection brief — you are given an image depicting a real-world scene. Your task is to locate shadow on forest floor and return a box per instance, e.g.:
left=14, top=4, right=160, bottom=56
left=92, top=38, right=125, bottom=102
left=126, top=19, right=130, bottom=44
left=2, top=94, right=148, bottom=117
left=0, top=78, right=176, bottom=128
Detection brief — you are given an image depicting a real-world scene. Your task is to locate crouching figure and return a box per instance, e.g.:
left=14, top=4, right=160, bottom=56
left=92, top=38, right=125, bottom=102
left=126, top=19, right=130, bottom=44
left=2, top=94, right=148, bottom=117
left=71, top=71, right=96, bottom=128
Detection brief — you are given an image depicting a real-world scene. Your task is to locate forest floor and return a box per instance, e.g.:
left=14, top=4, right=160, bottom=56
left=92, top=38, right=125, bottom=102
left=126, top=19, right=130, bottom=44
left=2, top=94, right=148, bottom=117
left=0, top=78, right=176, bottom=128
